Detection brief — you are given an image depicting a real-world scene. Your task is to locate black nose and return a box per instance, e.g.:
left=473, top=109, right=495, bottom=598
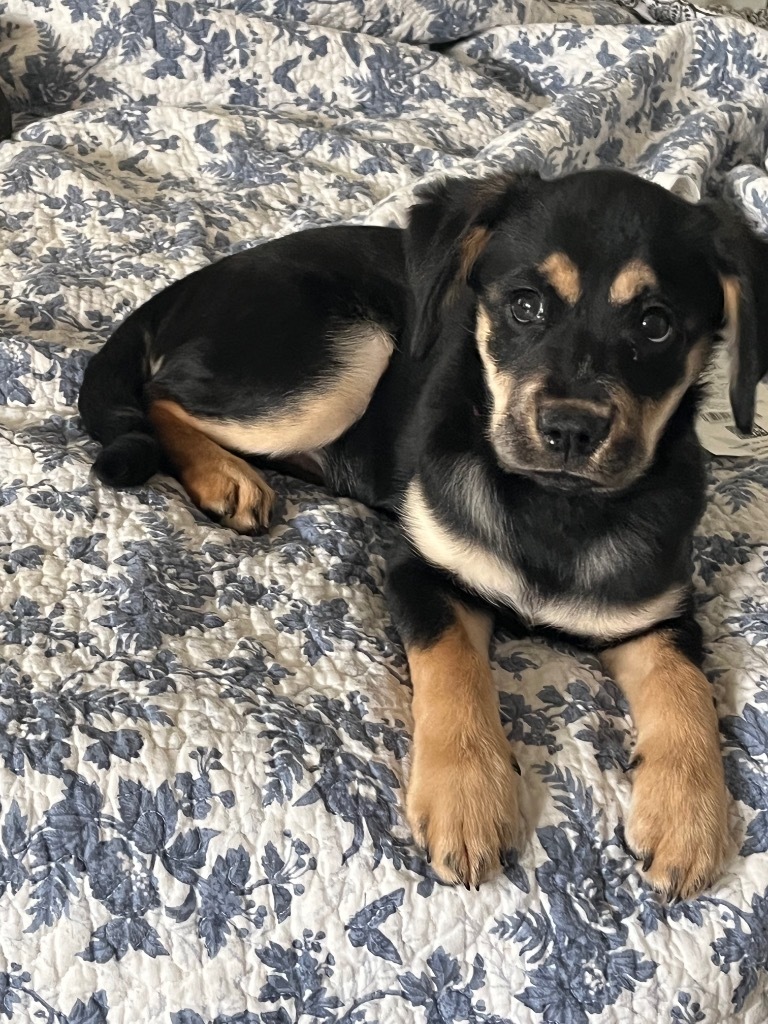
left=536, top=403, right=612, bottom=458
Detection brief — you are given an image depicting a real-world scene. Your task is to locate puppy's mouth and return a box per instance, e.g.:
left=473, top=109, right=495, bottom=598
left=488, top=407, right=646, bottom=495
left=500, top=461, right=616, bottom=493
left=492, top=441, right=642, bottom=494
left=514, top=467, right=610, bottom=492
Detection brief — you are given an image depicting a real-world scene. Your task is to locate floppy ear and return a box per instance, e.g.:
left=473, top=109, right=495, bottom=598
left=710, top=201, right=768, bottom=434
left=405, top=173, right=530, bottom=359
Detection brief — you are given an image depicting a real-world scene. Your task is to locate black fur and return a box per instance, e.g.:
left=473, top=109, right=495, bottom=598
left=79, top=169, right=768, bottom=657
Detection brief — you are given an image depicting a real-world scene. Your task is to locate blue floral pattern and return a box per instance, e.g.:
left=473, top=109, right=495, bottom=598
left=0, top=0, right=767, bottom=1020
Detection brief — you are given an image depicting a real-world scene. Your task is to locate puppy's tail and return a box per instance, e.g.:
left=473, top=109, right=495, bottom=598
left=78, top=314, right=161, bottom=488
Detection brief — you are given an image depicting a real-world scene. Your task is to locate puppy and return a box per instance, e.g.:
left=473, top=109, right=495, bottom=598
left=79, top=169, right=768, bottom=898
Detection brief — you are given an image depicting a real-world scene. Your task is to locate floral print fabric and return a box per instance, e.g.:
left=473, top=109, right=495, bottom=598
left=0, top=1, right=767, bottom=1021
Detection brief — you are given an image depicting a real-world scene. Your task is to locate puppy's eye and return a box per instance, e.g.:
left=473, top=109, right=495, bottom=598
left=640, top=307, right=672, bottom=343
left=510, top=290, right=544, bottom=324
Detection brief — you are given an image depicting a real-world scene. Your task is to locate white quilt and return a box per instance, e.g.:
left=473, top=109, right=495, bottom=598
left=0, top=1, right=767, bottom=1022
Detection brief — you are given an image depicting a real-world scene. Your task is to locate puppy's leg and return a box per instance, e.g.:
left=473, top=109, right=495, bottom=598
left=149, top=399, right=275, bottom=534
left=387, top=549, right=519, bottom=887
left=601, top=622, right=728, bottom=899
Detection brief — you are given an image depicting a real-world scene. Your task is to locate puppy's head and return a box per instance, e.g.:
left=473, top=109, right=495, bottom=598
left=407, top=169, right=768, bottom=492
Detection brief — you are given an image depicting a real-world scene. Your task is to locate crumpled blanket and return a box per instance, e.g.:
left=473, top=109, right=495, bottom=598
left=0, top=1, right=767, bottom=1022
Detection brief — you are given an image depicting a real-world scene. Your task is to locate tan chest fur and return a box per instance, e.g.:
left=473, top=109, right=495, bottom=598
left=401, top=475, right=684, bottom=641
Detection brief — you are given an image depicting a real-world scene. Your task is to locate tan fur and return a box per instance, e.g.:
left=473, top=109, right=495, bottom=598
left=478, top=309, right=711, bottom=490
left=402, top=478, right=686, bottom=639
left=638, top=339, right=709, bottom=453
left=604, top=339, right=710, bottom=483
left=600, top=632, right=729, bottom=898
left=406, top=603, right=519, bottom=886
left=609, top=259, right=658, bottom=305
left=537, top=396, right=613, bottom=419
left=459, top=226, right=491, bottom=284
left=720, top=275, right=741, bottom=345
left=538, top=251, right=582, bottom=305
left=720, top=274, right=741, bottom=392
left=476, top=305, right=549, bottom=446
left=474, top=172, right=516, bottom=205
left=476, top=305, right=515, bottom=436
left=476, top=304, right=493, bottom=348
left=151, top=323, right=393, bottom=458
left=446, top=174, right=515, bottom=302
left=149, top=399, right=275, bottom=533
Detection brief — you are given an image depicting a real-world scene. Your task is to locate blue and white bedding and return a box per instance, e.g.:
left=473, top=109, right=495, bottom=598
left=1, top=1, right=768, bottom=1021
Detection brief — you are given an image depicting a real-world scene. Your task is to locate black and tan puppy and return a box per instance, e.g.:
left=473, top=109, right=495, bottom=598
left=79, top=169, right=768, bottom=898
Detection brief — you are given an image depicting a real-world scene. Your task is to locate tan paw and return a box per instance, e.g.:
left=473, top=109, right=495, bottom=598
left=407, top=725, right=520, bottom=888
left=627, top=752, right=729, bottom=900
left=185, top=456, right=275, bottom=534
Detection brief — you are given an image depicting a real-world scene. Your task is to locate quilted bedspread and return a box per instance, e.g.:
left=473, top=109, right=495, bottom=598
left=1, top=1, right=768, bottom=1022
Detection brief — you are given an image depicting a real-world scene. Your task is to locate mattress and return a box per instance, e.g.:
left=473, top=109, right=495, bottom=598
left=0, top=1, right=767, bottom=1021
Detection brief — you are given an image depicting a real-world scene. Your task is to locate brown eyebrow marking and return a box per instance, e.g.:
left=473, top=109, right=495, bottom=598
left=609, top=259, right=658, bottom=305
left=537, top=251, right=581, bottom=305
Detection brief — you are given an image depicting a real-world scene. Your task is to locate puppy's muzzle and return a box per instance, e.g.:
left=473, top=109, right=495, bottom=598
left=536, top=400, right=613, bottom=461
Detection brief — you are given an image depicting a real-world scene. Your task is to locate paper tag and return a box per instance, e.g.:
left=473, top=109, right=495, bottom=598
left=696, top=348, right=768, bottom=457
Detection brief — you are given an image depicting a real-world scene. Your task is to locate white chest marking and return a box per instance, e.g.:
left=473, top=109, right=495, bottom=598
left=401, top=478, right=684, bottom=641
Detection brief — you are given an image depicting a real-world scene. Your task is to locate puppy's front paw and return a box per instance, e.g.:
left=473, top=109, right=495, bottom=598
left=407, top=725, right=520, bottom=888
left=627, top=751, right=729, bottom=900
